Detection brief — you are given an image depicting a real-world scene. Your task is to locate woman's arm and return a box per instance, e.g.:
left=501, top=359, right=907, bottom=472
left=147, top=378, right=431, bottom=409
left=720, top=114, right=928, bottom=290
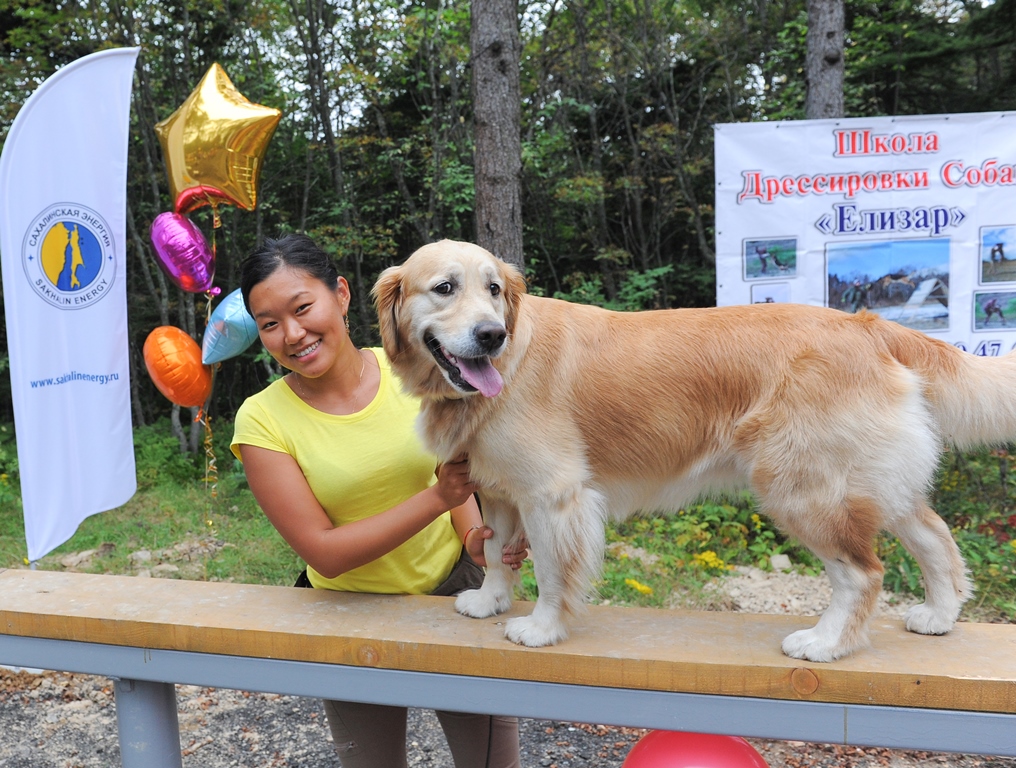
left=446, top=462, right=529, bottom=571
left=238, top=444, right=477, bottom=578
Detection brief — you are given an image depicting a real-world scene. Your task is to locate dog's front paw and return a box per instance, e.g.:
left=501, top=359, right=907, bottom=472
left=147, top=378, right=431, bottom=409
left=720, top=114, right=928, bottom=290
left=781, top=628, right=846, bottom=663
left=904, top=604, right=955, bottom=635
left=455, top=588, right=512, bottom=619
left=504, top=615, right=569, bottom=647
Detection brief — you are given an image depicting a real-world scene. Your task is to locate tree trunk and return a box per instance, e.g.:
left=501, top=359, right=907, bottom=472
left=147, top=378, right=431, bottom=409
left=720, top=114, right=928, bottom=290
left=471, top=0, right=524, bottom=269
left=806, top=0, right=845, bottom=119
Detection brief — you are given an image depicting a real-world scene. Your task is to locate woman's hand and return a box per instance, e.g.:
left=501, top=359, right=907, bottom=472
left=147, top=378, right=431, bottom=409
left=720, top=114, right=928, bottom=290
left=465, top=526, right=529, bottom=571
left=433, top=454, right=479, bottom=511
left=501, top=533, right=530, bottom=571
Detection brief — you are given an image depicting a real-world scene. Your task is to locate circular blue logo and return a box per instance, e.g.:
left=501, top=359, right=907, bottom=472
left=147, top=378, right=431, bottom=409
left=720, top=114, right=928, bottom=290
left=22, top=204, right=116, bottom=310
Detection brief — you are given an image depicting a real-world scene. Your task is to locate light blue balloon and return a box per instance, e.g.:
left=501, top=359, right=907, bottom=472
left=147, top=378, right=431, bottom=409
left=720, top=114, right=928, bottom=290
left=202, top=288, right=259, bottom=364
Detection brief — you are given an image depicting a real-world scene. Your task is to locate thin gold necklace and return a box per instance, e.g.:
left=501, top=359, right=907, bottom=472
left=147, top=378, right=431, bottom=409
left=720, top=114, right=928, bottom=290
left=295, top=349, right=366, bottom=412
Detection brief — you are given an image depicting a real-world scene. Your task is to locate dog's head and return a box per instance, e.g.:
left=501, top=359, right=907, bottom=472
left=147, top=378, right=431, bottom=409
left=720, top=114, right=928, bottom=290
left=372, top=240, right=527, bottom=400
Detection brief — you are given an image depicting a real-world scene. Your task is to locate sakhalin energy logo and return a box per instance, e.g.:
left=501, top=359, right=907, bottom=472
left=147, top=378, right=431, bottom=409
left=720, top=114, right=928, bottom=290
left=22, top=203, right=116, bottom=309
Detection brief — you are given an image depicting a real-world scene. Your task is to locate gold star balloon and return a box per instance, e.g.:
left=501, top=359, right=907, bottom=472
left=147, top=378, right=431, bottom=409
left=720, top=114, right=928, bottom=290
left=155, top=63, right=282, bottom=215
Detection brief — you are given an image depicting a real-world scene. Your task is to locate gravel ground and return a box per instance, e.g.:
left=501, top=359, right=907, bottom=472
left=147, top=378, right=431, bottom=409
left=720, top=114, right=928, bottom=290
left=1, top=566, right=1013, bottom=768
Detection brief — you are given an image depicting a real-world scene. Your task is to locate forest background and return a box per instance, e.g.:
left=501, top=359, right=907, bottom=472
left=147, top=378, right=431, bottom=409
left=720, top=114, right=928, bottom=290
left=2, top=0, right=1016, bottom=442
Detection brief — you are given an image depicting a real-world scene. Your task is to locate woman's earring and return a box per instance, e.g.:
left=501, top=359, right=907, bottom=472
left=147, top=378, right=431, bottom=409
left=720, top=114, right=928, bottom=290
left=344, top=314, right=350, bottom=333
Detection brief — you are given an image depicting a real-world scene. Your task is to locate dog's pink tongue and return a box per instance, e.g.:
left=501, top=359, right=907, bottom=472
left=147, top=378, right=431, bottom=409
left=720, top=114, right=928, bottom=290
left=458, top=358, right=503, bottom=397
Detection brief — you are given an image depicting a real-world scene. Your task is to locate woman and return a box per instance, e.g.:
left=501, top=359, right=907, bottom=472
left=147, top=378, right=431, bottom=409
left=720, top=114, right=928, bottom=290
left=230, top=234, right=523, bottom=768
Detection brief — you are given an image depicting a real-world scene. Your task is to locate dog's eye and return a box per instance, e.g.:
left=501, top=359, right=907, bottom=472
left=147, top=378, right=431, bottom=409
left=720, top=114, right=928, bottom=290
left=489, top=283, right=501, bottom=298
left=433, top=281, right=454, bottom=296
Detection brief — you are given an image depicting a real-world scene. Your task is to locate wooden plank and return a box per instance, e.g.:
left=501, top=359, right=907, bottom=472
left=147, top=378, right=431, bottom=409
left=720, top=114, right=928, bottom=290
left=0, top=568, right=1013, bottom=714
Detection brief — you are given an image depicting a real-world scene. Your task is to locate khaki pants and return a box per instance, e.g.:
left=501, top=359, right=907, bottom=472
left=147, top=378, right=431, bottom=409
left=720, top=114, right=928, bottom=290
left=324, top=699, right=521, bottom=768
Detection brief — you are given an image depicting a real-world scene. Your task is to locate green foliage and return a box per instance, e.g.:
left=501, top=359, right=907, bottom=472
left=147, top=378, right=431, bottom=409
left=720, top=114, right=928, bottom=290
left=252, top=347, right=284, bottom=384
left=435, top=157, right=475, bottom=217
left=879, top=447, right=1016, bottom=620
left=133, top=419, right=206, bottom=489
left=554, top=265, right=675, bottom=312
left=757, top=0, right=1016, bottom=120
left=516, top=493, right=820, bottom=608
left=0, top=421, right=20, bottom=528
left=0, top=420, right=17, bottom=475
left=761, top=10, right=809, bottom=121
left=598, top=497, right=820, bottom=607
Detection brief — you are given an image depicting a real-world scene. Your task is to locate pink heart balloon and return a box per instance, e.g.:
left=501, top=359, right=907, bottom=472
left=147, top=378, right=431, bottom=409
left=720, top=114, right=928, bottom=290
left=149, top=212, right=219, bottom=294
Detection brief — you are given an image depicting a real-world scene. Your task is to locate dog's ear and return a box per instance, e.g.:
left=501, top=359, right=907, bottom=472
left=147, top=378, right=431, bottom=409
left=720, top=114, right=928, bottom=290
left=371, top=266, right=404, bottom=360
left=499, top=259, right=527, bottom=336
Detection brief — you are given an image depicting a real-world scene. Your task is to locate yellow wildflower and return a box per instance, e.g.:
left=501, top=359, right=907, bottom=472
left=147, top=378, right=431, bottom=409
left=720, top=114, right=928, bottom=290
left=624, top=578, right=653, bottom=595
left=692, top=550, right=730, bottom=571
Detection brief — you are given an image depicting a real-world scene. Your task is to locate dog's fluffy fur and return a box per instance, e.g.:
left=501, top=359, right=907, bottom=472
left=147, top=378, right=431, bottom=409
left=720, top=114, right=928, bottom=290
left=371, top=240, right=1010, bottom=662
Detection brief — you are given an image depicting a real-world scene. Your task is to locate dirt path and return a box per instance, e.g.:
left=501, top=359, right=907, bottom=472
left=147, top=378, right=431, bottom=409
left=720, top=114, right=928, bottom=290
left=1, top=567, right=1013, bottom=767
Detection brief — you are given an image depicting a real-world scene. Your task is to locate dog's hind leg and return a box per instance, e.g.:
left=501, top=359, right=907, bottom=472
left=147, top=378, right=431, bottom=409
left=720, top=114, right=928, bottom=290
left=888, top=503, right=972, bottom=636
left=503, top=485, right=606, bottom=647
left=779, top=497, right=885, bottom=662
left=455, top=496, right=521, bottom=619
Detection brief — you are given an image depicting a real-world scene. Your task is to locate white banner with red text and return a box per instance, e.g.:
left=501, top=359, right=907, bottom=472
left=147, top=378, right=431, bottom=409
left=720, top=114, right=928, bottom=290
left=0, top=48, right=139, bottom=562
left=714, top=112, right=1016, bottom=354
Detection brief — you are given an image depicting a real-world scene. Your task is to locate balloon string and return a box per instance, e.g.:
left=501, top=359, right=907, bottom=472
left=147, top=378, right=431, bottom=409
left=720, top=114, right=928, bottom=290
left=202, top=412, right=218, bottom=501
left=196, top=367, right=218, bottom=504
left=210, top=221, right=218, bottom=289
left=206, top=221, right=220, bottom=301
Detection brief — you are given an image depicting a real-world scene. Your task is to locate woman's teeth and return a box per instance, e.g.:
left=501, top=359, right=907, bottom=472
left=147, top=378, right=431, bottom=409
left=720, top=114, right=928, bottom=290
left=295, top=340, right=320, bottom=358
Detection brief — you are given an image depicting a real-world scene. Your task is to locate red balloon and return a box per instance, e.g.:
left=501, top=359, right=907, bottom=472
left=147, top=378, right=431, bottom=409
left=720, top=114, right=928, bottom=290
left=622, top=731, right=769, bottom=768
left=143, top=326, right=213, bottom=408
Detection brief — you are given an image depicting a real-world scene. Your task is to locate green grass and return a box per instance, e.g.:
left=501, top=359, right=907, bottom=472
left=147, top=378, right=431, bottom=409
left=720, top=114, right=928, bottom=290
left=0, top=418, right=303, bottom=586
left=0, top=418, right=1013, bottom=624
left=0, top=470, right=302, bottom=586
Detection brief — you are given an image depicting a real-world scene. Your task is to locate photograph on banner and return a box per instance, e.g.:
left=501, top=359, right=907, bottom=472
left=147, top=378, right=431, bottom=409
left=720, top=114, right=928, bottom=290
left=826, top=238, right=950, bottom=331
left=714, top=111, right=1016, bottom=354
left=979, top=225, right=1016, bottom=284
left=743, top=237, right=797, bottom=279
left=973, top=290, right=1016, bottom=331
left=750, top=282, right=792, bottom=304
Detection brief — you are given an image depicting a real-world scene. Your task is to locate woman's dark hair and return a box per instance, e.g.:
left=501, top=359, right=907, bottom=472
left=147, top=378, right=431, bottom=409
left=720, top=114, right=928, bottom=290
left=240, top=234, right=340, bottom=314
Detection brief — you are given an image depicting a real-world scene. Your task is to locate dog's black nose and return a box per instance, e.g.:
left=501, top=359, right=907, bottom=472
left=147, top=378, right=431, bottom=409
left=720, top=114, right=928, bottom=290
left=473, top=322, right=506, bottom=353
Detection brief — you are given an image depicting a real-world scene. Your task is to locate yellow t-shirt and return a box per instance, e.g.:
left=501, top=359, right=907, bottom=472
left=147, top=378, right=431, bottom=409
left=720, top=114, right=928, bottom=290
left=230, top=348, right=461, bottom=594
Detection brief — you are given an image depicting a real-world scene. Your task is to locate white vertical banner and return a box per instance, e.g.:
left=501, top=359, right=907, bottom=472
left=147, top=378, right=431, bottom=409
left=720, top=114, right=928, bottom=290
left=0, top=47, right=140, bottom=561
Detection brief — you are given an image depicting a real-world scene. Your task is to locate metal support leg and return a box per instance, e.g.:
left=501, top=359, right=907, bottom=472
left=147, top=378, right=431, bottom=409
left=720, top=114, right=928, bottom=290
left=113, top=678, right=183, bottom=768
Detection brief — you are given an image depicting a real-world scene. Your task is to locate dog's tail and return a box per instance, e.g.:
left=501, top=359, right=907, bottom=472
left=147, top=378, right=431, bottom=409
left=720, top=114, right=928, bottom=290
left=878, top=319, right=1016, bottom=449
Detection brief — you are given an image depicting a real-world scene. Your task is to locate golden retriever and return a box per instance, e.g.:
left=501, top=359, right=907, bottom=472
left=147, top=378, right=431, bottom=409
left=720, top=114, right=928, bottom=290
left=372, top=240, right=1002, bottom=662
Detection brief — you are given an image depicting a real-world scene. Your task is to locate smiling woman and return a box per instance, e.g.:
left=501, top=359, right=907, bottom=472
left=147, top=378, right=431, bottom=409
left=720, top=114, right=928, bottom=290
left=229, top=233, right=525, bottom=768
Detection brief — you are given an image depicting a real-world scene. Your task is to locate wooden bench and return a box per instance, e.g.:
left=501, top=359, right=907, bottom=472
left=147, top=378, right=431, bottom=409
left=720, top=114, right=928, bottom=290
left=1, top=568, right=1014, bottom=767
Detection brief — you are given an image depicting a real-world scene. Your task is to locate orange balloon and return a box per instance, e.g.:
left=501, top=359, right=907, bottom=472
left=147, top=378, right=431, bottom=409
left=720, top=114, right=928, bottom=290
left=143, top=326, right=213, bottom=407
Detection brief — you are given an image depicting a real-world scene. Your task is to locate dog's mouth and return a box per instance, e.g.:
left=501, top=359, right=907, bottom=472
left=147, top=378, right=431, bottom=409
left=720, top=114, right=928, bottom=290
left=425, top=335, right=503, bottom=397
